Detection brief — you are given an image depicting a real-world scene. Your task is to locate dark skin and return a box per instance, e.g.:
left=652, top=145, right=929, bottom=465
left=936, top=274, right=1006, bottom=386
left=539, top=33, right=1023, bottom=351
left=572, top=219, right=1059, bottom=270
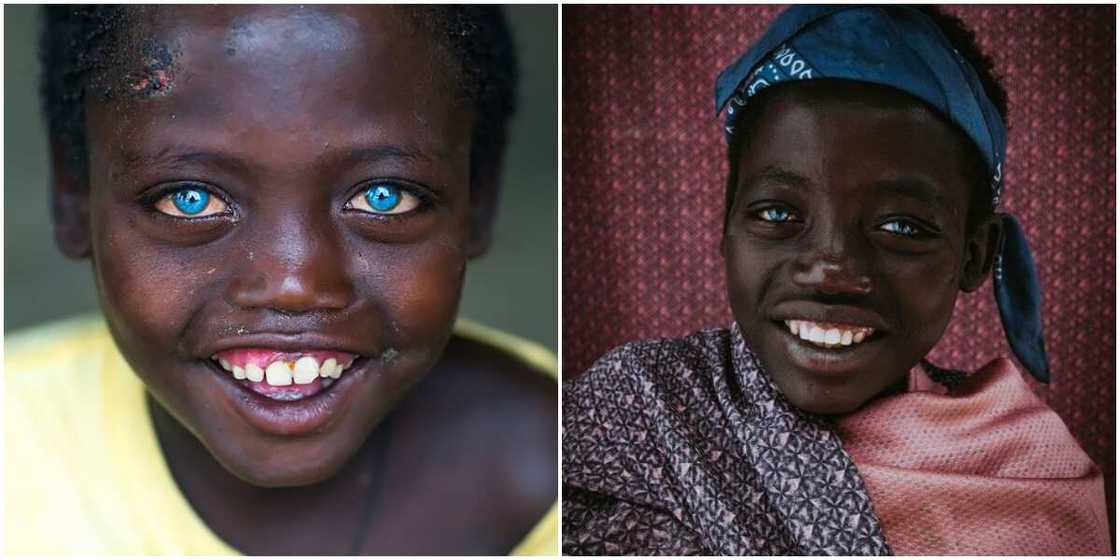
left=49, top=5, right=555, bottom=554
left=149, top=336, right=556, bottom=554
left=722, top=81, right=1002, bottom=415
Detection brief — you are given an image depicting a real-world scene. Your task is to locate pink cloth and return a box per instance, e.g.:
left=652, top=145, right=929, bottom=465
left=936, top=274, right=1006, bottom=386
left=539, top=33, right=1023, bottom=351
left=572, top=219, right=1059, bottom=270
left=837, top=359, right=1111, bottom=555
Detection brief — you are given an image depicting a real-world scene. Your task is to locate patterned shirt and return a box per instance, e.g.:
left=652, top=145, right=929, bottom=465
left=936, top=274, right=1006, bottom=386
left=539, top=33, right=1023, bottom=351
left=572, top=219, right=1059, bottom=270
left=562, top=325, right=890, bottom=555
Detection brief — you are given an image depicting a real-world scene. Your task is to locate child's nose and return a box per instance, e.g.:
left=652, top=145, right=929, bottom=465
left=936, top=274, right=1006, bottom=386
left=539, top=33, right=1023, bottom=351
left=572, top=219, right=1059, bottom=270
left=791, top=231, right=873, bottom=296
left=226, top=218, right=354, bottom=314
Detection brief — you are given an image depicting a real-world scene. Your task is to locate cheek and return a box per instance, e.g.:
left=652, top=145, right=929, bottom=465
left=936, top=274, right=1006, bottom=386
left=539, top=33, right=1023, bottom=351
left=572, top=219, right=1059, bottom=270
left=724, top=235, right=779, bottom=307
left=91, top=210, right=210, bottom=355
left=357, top=239, right=466, bottom=351
left=882, top=253, right=961, bottom=345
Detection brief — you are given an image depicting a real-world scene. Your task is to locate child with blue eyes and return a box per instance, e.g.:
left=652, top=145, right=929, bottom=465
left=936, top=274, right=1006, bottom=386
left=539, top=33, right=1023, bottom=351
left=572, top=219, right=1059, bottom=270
left=163, top=183, right=410, bottom=220
left=6, top=6, right=556, bottom=554
left=562, top=5, right=1109, bottom=555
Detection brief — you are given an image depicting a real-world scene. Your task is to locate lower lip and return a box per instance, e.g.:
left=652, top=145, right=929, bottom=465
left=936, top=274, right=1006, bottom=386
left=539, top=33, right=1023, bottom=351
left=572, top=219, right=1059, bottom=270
left=207, top=358, right=368, bottom=437
left=772, top=321, right=882, bottom=375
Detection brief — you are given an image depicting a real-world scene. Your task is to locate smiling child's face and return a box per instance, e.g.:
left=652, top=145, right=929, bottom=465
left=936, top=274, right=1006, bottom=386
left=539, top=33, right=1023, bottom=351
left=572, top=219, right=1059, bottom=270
left=723, top=81, right=997, bottom=415
left=67, top=6, right=478, bottom=486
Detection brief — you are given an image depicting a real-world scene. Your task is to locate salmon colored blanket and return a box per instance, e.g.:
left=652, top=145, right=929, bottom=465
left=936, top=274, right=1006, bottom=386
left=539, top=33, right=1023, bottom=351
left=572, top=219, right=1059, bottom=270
left=837, top=358, right=1111, bottom=555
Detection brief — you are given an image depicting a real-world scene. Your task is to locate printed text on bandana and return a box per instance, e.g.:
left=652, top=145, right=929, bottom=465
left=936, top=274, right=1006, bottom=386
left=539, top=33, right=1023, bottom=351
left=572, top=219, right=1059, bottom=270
left=744, top=44, right=817, bottom=97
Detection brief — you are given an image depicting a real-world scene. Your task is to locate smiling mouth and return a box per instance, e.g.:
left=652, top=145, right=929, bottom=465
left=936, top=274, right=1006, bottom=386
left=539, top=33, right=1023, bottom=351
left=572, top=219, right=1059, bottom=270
left=782, top=319, right=877, bottom=349
left=210, top=349, right=360, bottom=402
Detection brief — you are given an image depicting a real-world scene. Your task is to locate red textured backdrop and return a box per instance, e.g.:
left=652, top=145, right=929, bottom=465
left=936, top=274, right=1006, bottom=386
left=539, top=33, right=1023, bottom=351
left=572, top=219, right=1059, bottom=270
left=562, top=4, right=1115, bottom=537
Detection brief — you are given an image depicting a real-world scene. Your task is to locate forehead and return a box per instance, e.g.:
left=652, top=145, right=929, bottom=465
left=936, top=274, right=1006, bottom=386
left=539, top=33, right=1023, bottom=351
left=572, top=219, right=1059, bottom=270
left=735, top=81, right=975, bottom=201
left=86, top=6, right=469, bottom=168
left=103, top=6, right=459, bottom=92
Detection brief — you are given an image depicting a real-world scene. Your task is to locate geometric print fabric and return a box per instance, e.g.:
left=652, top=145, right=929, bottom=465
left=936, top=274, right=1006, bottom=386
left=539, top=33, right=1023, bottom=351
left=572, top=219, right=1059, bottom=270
left=562, top=325, right=890, bottom=554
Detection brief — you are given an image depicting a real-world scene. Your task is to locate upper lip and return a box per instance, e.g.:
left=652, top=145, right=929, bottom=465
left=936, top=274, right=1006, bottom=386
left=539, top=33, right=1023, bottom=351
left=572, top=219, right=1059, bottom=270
left=201, top=332, right=372, bottom=359
left=770, top=301, right=889, bottom=332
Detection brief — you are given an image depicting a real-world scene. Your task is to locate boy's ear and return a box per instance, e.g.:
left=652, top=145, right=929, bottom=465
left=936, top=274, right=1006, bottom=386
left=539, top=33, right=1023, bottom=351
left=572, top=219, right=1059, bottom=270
left=959, top=212, right=1004, bottom=292
left=49, top=137, right=92, bottom=259
left=465, top=154, right=504, bottom=259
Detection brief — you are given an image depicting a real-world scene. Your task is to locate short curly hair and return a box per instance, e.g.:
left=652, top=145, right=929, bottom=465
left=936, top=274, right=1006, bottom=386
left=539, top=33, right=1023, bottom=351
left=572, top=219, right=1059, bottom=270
left=39, top=5, right=518, bottom=194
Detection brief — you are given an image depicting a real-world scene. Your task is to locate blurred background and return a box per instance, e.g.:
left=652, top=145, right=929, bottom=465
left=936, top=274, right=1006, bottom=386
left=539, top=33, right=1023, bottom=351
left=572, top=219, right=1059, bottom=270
left=3, top=5, right=558, bottom=353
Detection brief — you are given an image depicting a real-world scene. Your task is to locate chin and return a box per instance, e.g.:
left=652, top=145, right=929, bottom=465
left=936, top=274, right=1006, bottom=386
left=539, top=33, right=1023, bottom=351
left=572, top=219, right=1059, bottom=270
left=229, top=458, right=341, bottom=488
left=771, top=375, right=868, bottom=416
left=208, top=437, right=352, bottom=488
left=789, top=396, right=862, bottom=416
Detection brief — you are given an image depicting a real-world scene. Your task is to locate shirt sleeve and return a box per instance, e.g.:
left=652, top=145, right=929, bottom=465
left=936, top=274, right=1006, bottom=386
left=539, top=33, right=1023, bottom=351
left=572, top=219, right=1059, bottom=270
left=562, top=342, right=706, bottom=555
left=562, top=486, right=704, bottom=555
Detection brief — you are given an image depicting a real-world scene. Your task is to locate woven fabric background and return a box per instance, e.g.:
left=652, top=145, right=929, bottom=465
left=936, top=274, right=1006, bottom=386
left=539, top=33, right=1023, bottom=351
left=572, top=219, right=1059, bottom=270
left=562, top=4, right=1115, bottom=538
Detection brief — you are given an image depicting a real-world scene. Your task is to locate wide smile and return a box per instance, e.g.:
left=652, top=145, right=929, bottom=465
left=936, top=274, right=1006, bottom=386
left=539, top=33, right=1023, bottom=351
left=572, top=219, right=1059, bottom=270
left=782, top=319, right=876, bottom=349
left=211, top=349, right=360, bottom=402
left=203, top=346, right=374, bottom=437
left=771, top=318, right=886, bottom=375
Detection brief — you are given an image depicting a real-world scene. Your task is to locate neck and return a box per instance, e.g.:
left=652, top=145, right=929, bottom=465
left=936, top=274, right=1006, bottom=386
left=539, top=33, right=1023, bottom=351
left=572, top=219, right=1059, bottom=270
left=146, top=392, right=390, bottom=554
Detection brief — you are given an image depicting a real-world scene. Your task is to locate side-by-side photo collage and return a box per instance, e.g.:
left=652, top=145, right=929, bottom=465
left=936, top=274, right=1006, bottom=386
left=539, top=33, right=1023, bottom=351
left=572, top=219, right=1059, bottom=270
left=3, top=3, right=1115, bottom=557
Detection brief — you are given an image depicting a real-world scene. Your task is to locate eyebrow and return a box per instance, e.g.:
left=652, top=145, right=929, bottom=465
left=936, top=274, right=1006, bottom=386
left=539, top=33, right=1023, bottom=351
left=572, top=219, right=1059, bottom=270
left=741, top=166, right=951, bottom=209
left=330, top=144, right=435, bottom=167
left=741, top=165, right=812, bottom=190
left=872, top=178, right=949, bottom=209
left=117, top=145, right=256, bottom=177
left=116, top=143, right=436, bottom=177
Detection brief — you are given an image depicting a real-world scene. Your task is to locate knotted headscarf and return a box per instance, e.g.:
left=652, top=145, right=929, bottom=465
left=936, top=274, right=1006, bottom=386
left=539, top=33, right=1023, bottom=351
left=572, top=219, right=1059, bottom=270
left=714, top=5, right=1050, bottom=382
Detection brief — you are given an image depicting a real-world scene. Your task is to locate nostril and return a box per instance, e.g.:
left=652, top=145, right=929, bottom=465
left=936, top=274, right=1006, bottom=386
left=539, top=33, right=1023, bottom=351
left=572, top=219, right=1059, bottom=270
left=820, top=272, right=872, bottom=295
left=227, top=268, right=353, bottom=314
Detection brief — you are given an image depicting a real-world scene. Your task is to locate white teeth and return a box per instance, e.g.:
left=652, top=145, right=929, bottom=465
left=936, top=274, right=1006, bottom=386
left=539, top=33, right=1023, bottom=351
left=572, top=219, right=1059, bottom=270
left=220, top=354, right=354, bottom=386
left=245, top=363, right=264, bottom=382
left=783, top=320, right=875, bottom=349
left=292, top=356, right=319, bottom=385
left=265, top=361, right=293, bottom=386
left=825, top=328, right=841, bottom=345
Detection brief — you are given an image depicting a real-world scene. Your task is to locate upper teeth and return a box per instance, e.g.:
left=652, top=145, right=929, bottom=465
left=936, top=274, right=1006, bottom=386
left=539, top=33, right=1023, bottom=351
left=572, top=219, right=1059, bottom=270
left=213, top=355, right=350, bottom=386
left=784, top=320, right=874, bottom=348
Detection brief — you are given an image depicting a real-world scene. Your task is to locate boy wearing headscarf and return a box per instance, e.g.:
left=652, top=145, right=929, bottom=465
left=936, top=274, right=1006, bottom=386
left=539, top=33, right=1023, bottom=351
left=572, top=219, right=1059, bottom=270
left=562, top=6, right=1110, bottom=555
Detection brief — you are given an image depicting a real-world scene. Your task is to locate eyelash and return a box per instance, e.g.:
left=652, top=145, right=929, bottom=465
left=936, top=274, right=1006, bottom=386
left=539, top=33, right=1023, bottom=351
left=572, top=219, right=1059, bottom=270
left=141, top=180, right=434, bottom=220
left=877, top=217, right=936, bottom=239
left=343, top=180, right=433, bottom=218
left=879, top=219, right=918, bottom=237
left=749, top=203, right=937, bottom=242
left=143, top=183, right=234, bottom=220
left=753, top=204, right=801, bottom=223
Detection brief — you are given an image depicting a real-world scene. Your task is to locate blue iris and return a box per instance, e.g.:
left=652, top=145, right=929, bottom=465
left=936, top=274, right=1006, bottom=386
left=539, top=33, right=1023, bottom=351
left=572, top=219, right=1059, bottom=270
left=365, top=184, right=401, bottom=213
left=760, top=207, right=792, bottom=222
left=882, top=220, right=919, bottom=237
left=171, top=189, right=209, bottom=215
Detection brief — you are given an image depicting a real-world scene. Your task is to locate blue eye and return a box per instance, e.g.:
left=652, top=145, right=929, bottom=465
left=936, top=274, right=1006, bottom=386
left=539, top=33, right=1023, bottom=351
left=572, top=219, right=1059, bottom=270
left=172, top=189, right=209, bottom=215
left=880, top=220, right=920, bottom=237
left=154, top=185, right=227, bottom=218
left=759, top=207, right=794, bottom=222
left=366, top=184, right=401, bottom=212
left=346, top=182, right=421, bottom=215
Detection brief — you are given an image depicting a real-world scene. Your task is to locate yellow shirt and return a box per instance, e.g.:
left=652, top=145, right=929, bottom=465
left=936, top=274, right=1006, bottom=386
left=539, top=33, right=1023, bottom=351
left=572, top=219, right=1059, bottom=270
left=5, top=315, right=558, bottom=555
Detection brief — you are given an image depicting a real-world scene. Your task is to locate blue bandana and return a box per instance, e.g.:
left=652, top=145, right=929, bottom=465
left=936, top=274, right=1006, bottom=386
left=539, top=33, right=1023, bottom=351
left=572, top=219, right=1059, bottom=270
left=714, top=5, right=1050, bottom=383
